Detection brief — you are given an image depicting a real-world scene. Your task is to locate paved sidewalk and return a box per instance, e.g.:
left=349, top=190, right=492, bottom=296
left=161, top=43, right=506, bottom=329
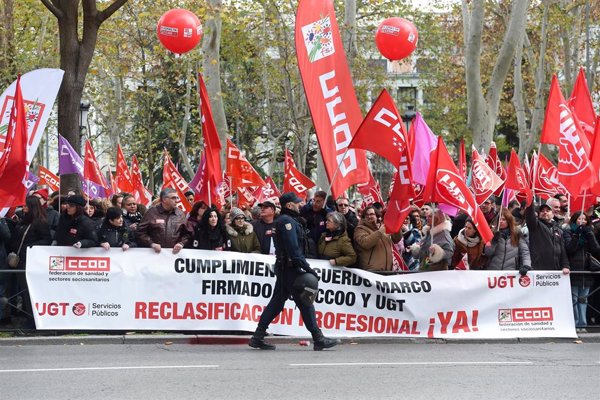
left=1, top=332, right=599, bottom=346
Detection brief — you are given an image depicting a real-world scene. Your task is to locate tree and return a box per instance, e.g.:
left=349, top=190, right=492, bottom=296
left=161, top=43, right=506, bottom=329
left=462, top=0, right=529, bottom=153
left=40, top=0, right=129, bottom=191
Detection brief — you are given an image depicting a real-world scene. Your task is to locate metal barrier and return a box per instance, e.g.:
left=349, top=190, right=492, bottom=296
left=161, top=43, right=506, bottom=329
left=1, top=269, right=599, bottom=334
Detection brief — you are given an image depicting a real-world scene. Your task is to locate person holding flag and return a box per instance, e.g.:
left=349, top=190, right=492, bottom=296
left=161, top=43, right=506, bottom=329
left=450, top=218, right=487, bottom=270
left=354, top=206, right=402, bottom=272
left=483, top=209, right=531, bottom=274
left=411, top=209, right=454, bottom=271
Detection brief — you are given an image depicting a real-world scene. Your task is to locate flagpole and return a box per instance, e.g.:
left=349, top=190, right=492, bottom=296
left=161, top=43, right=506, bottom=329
left=207, top=179, right=212, bottom=208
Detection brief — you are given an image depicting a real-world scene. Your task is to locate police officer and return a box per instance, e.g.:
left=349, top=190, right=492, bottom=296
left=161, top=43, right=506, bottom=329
left=249, top=192, right=339, bottom=351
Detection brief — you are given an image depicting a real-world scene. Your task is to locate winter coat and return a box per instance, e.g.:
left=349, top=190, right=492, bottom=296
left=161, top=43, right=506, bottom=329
left=136, top=204, right=187, bottom=248
left=0, top=219, right=11, bottom=269
left=54, top=213, right=98, bottom=248
left=424, top=244, right=449, bottom=271
left=300, top=203, right=332, bottom=251
left=354, top=220, right=401, bottom=271
left=484, top=230, right=531, bottom=271
left=451, top=228, right=487, bottom=270
left=97, top=223, right=136, bottom=248
left=413, top=221, right=454, bottom=272
left=318, top=231, right=357, bottom=267
left=342, top=210, right=359, bottom=242
left=525, top=205, right=569, bottom=270
left=252, top=219, right=276, bottom=255
left=226, top=222, right=261, bottom=253
left=563, top=224, right=600, bottom=286
left=193, top=225, right=229, bottom=251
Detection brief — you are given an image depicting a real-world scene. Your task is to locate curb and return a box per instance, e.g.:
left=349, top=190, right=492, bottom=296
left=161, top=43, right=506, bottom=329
left=1, top=333, right=599, bottom=346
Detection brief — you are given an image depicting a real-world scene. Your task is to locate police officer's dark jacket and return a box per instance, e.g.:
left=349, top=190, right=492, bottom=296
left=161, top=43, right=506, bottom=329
left=274, top=207, right=309, bottom=269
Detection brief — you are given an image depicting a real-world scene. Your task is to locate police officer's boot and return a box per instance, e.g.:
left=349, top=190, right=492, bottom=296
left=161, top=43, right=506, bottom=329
left=248, top=328, right=276, bottom=350
left=311, top=329, right=340, bottom=351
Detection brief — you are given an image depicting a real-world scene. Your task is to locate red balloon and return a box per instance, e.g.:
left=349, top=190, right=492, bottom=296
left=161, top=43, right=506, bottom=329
left=375, top=17, right=418, bottom=61
left=157, top=9, right=203, bottom=55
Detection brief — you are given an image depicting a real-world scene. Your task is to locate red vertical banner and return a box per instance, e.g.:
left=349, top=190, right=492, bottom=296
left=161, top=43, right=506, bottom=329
left=295, top=0, right=368, bottom=198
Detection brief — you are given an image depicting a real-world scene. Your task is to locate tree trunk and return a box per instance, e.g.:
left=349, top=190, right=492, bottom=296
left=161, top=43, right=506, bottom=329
left=202, top=0, right=227, bottom=165
left=178, top=61, right=195, bottom=179
left=0, top=0, right=16, bottom=88
left=343, top=0, right=357, bottom=70
left=40, top=0, right=129, bottom=193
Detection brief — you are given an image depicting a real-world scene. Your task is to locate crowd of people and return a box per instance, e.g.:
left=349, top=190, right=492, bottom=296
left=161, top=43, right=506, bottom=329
left=0, top=186, right=598, bottom=332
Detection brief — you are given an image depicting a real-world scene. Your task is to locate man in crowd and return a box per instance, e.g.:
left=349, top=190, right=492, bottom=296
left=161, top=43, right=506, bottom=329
left=252, top=200, right=277, bottom=255
left=480, top=195, right=498, bottom=228
left=136, top=188, right=187, bottom=254
left=554, top=194, right=569, bottom=224
left=300, top=190, right=331, bottom=257
left=336, top=197, right=358, bottom=241
left=248, top=192, right=338, bottom=351
left=525, top=203, right=570, bottom=273
left=546, top=197, right=565, bottom=225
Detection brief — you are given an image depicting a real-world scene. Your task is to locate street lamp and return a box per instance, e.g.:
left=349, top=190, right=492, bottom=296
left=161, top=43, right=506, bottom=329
left=402, top=105, right=416, bottom=132
left=79, top=101, right=90, bottom=152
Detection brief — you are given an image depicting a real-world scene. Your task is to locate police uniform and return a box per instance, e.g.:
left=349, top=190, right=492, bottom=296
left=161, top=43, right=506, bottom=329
left=249, top=193, right=338, bottom=351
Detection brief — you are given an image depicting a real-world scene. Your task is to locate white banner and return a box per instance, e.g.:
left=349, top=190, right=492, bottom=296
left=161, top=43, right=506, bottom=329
left=0, top=68, right=64, bottom=161
left=27, top=247, right=576, bottom=338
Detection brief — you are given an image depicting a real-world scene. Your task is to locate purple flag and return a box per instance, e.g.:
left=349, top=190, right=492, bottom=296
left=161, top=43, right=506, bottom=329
left=24, top=171, right=40, bottom=191
left=82, top=180, right=107, bottom=199
left=189, top=151, right=206, bottom=194
left=410, top=112, right=438, bottom=185
left=58, top=135, right=83, bottom=176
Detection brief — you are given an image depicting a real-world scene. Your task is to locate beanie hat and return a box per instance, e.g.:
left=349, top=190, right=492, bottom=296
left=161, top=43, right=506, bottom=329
left=230, top=207, right=245, bottom=220
left=65, top=195, right=86, bottom=207
left=105, top=207, right=123, bottom=221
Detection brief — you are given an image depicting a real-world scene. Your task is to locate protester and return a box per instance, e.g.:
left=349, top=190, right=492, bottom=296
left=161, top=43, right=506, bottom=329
left=555, top=194, right=570, bottom=223
left=185, top=201, right=208, bottom=234
left=252, top=201, right=277, bottom=255
left=97, top=207, right=136, bottom=251
left=318, top=211, right=356, bottom=267
left=54, top=195, right=98, bottom=248
left=192, top=206, right=229, bottom=251
left=11, top=196, right=52, bottom=328
left=336, top=197, right=359, bottom=242
left=111, top=193, right=124, bottom=208
left=136, top=188, right=187, bottom=254
left=547, top=197, right=566, bottom=226
left=563, top=211, right=600, bottom=332
left=354, top=206, right=402, bottom=271
left=0, top=218, right=11, bottom=323
left=412, top=209, right=454, bottom=271
left=226, top=207, right=261, bottom=253
left=483, top=209, right=531, bottom=273
left=32, top=189, right=59, bottom=236
left=300, top=190, right=331, bottom=257
left=480, top=196, right=498, bottom=229
left=525, top=203, right=570, bottom=273
left=402, top=208, right=423, bottom=271
left=122, top=194, right=143, bottom=231
left=451, top=218, right=487, bottom=270
left=184, top=190, right=195, bottom=205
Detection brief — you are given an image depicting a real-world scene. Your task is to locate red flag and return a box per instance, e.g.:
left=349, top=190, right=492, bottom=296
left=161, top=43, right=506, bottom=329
left=226, top=139, right=265, bottom=187
left=295, top=0, right=369, bottom=197
left=589, top=117, right=600, bottom=196
left=237, top=186, right=256, bottom=209
left=455, top=252, right=470, bottom=271
left=116, top=144, right=134, bottom=193
left=349, top=89, right=409, bottom=167
left=38, top=166, right=59, bottom=192
left=357, top=169, right=383, bottom=207
left=485, top=142, right=506, bottom=196
left=253, top=176, right=281, bottom=205
left=532, top=152, right=562, bottom=199
left=0, top=76, right=29, bottom=208
left=471, top=147, right=504, bottom=205
left=458, top=138, right=467, bottom=181
left=505, top=149, right=532, bottom=207
left=220, top=173, right=232, bottom=200
left=568, top=67, right=596, bottom=140
left=131, top=155, right=152, bottom=206
left=162, top=151, right=192, bottom=213
left=384, top=198, right=411, bottom=234
left=198, top=73, right=222, bottom=186
left=392, top=243, right=409, bottom=271
left=83, top=141, right=109, bottom=198
left=541, top=75, right=595, bottom=195
left=423, top=137, right=493, bottom=243
left=283, top=149, right=315, bottom=198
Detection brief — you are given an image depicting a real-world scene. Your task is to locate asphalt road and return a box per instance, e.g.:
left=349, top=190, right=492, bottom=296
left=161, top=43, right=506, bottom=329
left=1, top=342, right=598, bottom=400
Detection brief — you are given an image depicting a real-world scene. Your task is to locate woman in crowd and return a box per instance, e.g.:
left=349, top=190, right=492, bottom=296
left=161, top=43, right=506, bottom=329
left=97, top=207, right=136, bottom=251
left=402, top=207, right=423, bottom=271
left=186, top=201, right=208, bottom=233
left=451, top=218, right=487, bottom=269
left=412, top=209, right=454, bottom=271
left=192, top=206, right=229, bottom=251
left=563, top=211, right=600, bottom=333
left=11, top=196, right=52, bottom=328
left=354, top=206, right=401, bottom=271
left=54, top=195, right=98, bottom=248
left=484, top=208, right=531, bottom=273
left=318, top=211, right=356, bottom=267
left=122, top=194, right=143, bottom=231
left=226, top=207, right=261, bottom=253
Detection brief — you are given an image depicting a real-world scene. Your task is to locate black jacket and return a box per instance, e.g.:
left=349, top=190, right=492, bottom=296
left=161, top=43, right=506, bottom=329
left=97, top=223, right=136, bottom=248
left=525, top=205, right=569, bottom=270
left=54, top=213, right=98, bottom=247
left=12, top=220, right=52, bottom=268
left=252, top=219, right=275, bottom=255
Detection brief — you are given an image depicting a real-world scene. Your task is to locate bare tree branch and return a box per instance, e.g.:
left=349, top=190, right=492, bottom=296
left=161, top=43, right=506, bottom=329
left=98, top=0, right=129, bottom=23
left=40, top=0, right=63, bottom=19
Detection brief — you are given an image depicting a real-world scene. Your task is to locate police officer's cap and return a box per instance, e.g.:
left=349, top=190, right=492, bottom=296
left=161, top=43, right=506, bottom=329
left=279, top=192, right=303, bottom=207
